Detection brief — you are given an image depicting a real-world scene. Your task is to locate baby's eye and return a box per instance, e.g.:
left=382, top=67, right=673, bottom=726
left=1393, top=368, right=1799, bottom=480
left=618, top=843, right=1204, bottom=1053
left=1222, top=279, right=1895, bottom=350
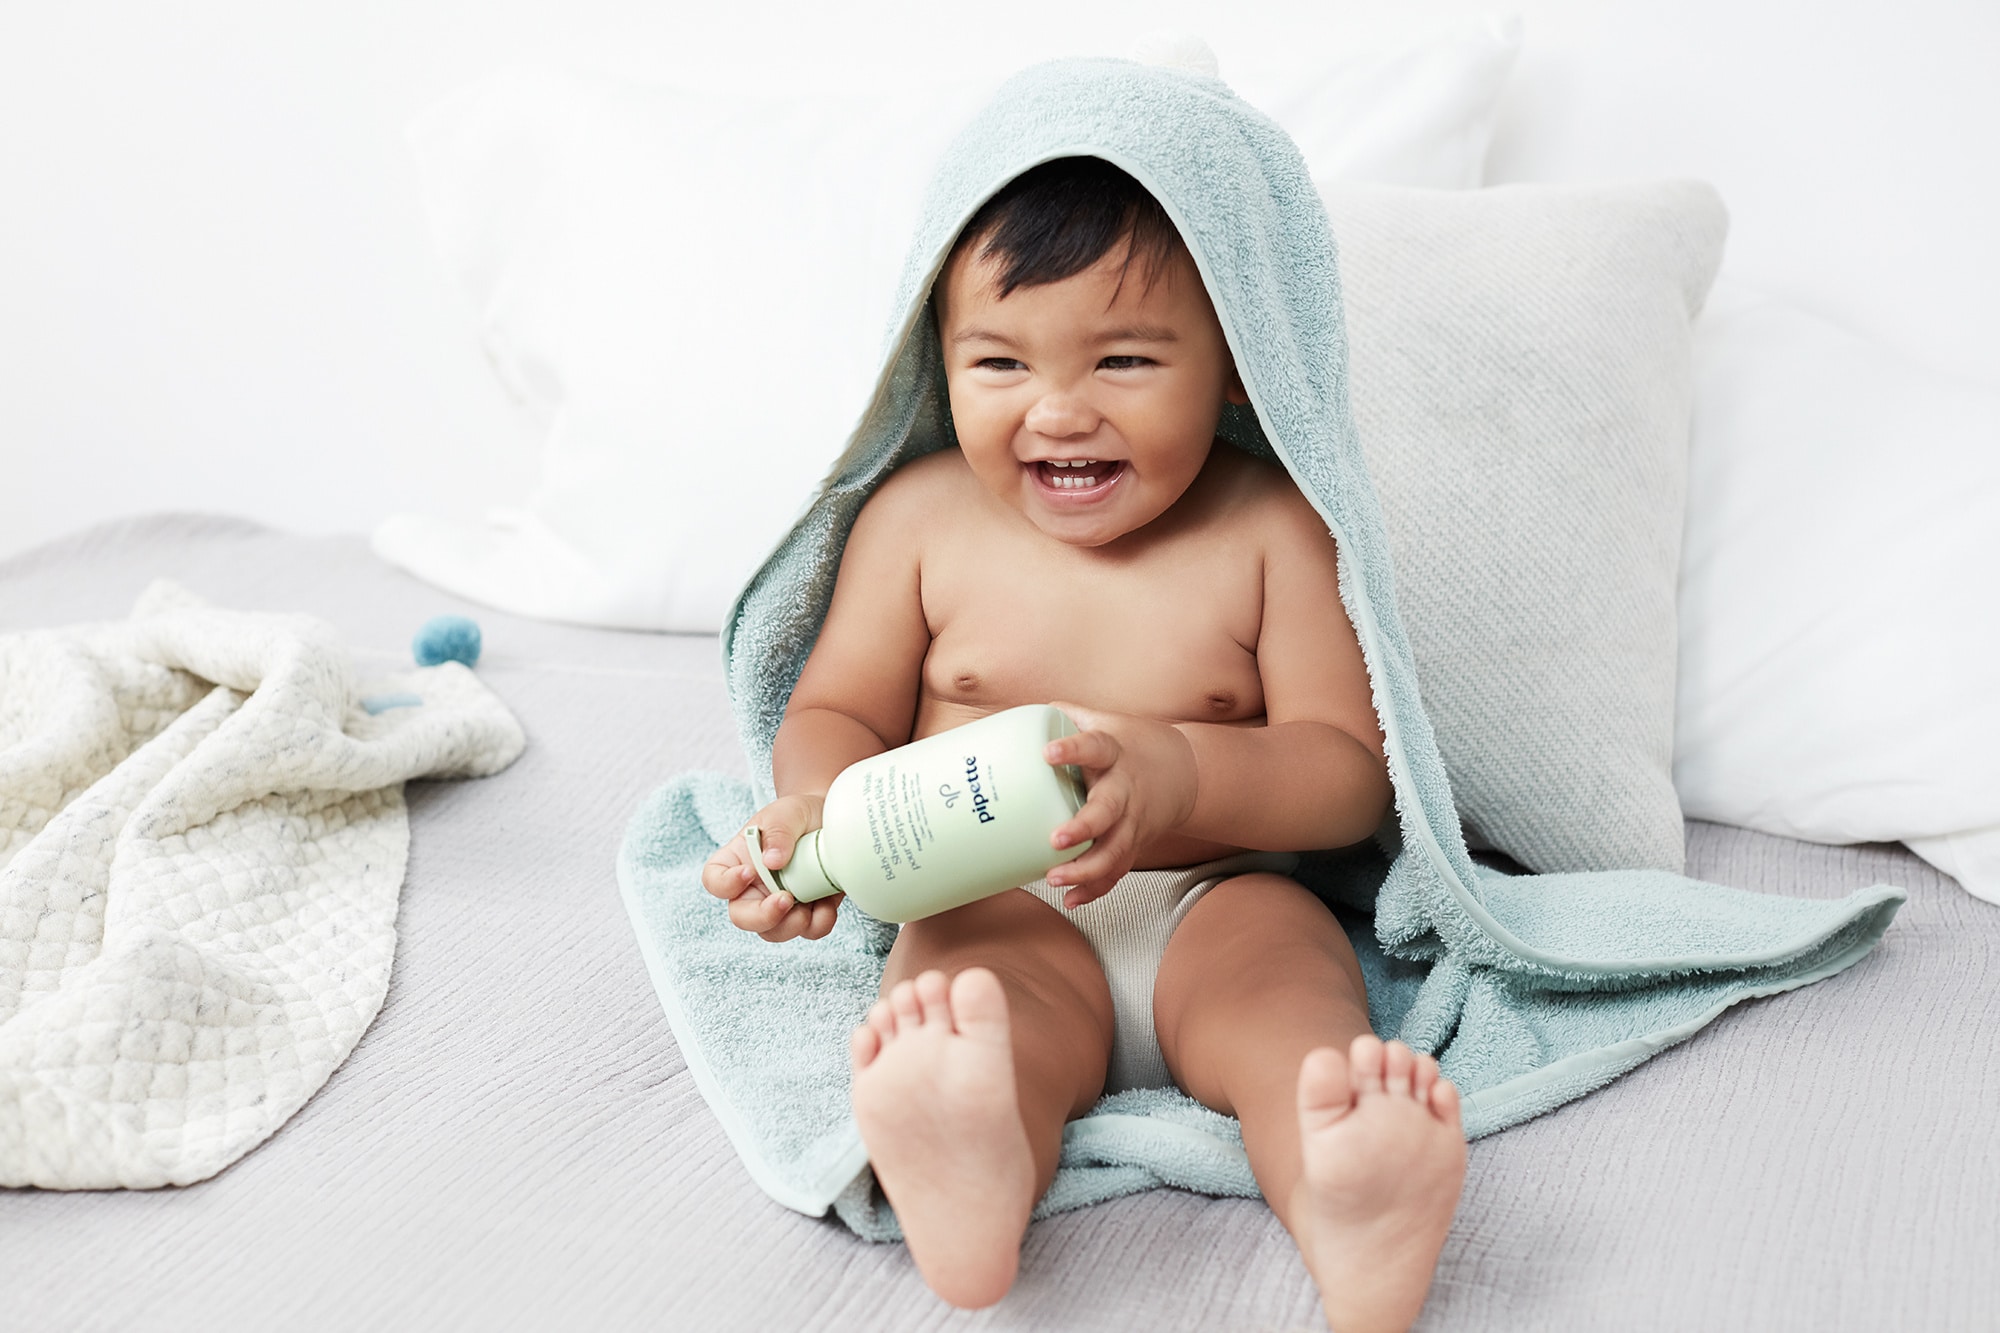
left=1099, top=355, right=1154, bottom=371
left=976, top=357, right=1025, bottom=372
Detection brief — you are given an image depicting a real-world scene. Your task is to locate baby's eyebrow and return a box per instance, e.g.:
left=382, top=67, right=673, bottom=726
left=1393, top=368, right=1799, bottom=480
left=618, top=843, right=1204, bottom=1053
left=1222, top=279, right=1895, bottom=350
left=951, top=327, right=1018, bottom=347
left=1097, top=325, right=1180, bottom=343
left=948, top=324, right=1181, bottom=347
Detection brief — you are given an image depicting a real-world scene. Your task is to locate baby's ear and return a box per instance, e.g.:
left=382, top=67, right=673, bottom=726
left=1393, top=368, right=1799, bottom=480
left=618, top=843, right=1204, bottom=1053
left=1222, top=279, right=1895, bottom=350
left=1225, top=365, right=1250, bottom=406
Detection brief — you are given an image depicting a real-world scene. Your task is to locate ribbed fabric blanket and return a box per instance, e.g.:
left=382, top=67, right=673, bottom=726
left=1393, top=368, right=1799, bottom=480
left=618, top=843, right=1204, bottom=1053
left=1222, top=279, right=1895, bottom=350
left=617, top=56, right=1904, bottom=1239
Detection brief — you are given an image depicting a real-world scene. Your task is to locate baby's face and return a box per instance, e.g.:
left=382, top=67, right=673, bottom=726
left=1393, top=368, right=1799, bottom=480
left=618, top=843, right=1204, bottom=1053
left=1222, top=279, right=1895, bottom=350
left=937, top=239, right=1246, bottom=548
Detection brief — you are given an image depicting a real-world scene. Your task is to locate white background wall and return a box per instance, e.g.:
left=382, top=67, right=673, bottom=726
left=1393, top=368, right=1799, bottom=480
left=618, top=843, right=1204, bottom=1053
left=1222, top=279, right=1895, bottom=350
left=4, top=0, right=1996, bottom=561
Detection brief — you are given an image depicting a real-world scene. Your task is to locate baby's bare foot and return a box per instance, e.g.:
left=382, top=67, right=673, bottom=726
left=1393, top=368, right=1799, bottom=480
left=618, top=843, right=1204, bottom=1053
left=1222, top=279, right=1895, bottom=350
left=849, top=967, right=1036, bottom=1309
left=1296, top=1035, right=1466, bottom=1333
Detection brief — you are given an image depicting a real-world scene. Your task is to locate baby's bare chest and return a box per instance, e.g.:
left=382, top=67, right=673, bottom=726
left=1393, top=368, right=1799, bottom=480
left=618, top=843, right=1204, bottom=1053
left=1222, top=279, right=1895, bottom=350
left=916, top=533, right=1267, bottom=728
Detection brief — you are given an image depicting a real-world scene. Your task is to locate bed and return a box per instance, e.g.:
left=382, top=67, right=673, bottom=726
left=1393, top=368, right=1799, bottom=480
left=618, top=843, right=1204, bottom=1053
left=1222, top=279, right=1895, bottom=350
left=4, top=513, right=1990, bottom=1330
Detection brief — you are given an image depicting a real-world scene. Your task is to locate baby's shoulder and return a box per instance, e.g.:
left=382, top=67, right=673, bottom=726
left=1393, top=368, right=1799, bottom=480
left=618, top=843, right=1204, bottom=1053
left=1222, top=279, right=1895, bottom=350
left=1206, top=447, right=1334, bottom=549
left=860, top=447, right=974, bottom=515
left=845, top=448, right=977, bottom=554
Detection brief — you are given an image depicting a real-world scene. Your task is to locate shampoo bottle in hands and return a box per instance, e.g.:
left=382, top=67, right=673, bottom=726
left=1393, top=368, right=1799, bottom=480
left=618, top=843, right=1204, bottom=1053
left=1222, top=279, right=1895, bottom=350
left=746, top=704, right=1091, bottom=923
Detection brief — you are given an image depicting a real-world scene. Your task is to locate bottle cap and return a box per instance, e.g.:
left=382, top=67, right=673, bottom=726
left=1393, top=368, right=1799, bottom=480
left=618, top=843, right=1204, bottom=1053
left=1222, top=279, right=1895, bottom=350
left=742, top=825, right=842, bottom=904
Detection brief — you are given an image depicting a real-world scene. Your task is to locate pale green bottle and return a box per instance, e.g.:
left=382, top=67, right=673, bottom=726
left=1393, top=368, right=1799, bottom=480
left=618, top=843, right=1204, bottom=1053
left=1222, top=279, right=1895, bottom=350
left=744, top=704, right=1092, bottom=923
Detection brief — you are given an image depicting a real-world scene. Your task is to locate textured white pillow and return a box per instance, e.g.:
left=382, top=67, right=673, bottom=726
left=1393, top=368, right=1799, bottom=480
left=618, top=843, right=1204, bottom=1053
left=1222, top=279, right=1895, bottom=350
left=373, top=21, right=1523, bottom=631
left=1329, top=181, right=1727, bottom=875
left=1675, top=282, right=2000, bottom=902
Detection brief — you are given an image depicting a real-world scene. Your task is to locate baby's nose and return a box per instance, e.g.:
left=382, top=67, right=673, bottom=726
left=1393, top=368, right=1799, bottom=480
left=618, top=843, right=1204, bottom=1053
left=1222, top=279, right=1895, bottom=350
left=1024, top=391, right=1100, bottom=439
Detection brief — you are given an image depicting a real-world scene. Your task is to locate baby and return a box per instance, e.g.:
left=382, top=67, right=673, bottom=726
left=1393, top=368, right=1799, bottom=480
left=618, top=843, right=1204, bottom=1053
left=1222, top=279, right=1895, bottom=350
left=704, top=156, right=1464, bottom=1332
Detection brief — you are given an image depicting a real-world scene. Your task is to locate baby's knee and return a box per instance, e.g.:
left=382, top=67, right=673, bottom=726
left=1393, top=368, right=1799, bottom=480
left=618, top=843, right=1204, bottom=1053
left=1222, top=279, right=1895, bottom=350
left=899, top=893, right=1112, bottom=1021
left=1159, top=878, right=1368, bottom=1021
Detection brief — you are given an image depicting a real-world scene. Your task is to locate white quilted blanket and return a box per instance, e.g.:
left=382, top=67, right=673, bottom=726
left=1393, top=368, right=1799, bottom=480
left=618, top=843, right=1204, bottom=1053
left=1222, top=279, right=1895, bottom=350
left=0, top=583, right=524, bottom=1188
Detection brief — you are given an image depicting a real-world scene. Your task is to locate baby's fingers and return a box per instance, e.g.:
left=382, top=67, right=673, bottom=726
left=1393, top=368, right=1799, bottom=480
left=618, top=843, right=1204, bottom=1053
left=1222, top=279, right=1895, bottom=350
left=1047, top=843, right=1123, bottom=895
left=798, top=895, right=844, bottom=941
left=1045, top=829, right=1135, bottom=909
left=1053, top=873, right=1120, bottom=910
left=758, top=908, right=808, bottom=943
left=1051, top=785, right=1125, bottom=853
left=728, top=885, right=794, bottom=935
left=760, top=892, right=843, bottom=942
left=1045, top=728, right=1121, bottom=774
left=701, top=838, right=750, bottom=900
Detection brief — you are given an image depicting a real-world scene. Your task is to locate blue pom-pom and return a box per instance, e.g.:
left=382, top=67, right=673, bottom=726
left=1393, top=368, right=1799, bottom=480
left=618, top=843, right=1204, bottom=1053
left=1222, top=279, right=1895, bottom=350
left=413, top=615, right=482, bottom=668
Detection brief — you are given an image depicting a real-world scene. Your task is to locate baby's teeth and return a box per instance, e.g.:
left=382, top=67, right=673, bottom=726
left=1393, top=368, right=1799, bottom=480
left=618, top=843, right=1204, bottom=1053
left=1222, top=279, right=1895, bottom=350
left=1039, top=460, right=1110, bottom=489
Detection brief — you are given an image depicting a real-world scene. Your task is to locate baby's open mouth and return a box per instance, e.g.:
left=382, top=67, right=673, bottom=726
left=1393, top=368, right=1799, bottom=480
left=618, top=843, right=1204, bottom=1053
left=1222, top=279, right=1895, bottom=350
left=1034, top=459, right=1123, bottom=490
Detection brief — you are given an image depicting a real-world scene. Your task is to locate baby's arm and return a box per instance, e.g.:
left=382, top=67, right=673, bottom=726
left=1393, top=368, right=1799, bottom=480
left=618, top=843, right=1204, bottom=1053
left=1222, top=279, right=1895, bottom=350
left=1167, top=484, right=1389, bottom=848
left=1043, top=487, right=1390, bottom=903
left=700, top=473, right=933, bottom=941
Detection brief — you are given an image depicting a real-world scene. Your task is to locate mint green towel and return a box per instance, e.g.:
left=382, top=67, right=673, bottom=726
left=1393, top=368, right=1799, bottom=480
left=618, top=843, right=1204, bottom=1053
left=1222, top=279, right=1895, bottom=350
left=617, top=57, right=1903, bottom=1240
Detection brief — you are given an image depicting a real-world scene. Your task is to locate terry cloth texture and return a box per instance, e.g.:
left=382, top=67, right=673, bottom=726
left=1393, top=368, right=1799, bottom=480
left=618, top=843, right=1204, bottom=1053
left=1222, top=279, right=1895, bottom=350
left=1020, top=850, right=1300, bottom=1095
left=616, top=58, right=1905, bottom=1238
left=1, top=582, right=524, bottom=1188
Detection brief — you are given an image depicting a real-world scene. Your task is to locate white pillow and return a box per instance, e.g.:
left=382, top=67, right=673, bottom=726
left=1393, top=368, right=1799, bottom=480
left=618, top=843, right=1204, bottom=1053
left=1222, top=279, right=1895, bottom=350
left=1675, top=281, right=2000, bottom=902
left=378, top=68, right=962, bottom=632
left=1330, top=180, right=1726, bottom=875
left=1243, top=14, right=1520, bottom=191
left=373, top=21, right=1523, bottom=632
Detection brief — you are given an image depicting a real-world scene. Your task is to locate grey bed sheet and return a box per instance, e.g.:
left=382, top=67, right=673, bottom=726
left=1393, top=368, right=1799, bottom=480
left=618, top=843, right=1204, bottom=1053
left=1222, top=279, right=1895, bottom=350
left=2, top=514, right=1993, bottom=1332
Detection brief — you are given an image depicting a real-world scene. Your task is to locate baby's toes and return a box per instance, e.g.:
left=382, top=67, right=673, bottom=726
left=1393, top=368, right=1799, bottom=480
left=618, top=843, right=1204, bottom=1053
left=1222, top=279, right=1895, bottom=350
left=889, top=978, right=923, bottom=1028
left=1347, top=1034, right=1387, bottom=1099
left=1297, top=1046, right=1357, bottom=1134
left=865, top=996, right=898, bottom=1043
left=1381, top=1040, right=1417, bottom=1097
left=1428, top=1075, right=1463, bottom=1129
left=850, top=1021, right=882, bottom=1069
left=914, top=970, right=952, bottom=1026
left=1412, top=1052, right=1440, bottom=1099
left=947, top=967, right=1012, bottom=1047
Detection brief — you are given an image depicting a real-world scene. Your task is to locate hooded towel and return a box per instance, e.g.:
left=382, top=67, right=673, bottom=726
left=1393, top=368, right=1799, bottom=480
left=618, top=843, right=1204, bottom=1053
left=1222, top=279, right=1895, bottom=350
left=617, top=57, right=1904, bottom=1239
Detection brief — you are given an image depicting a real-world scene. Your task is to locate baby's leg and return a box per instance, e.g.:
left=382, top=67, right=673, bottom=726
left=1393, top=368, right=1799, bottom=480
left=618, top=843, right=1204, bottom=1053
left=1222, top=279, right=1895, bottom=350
left=851, top=889, right=1113, bottom=1309
left=1155, top=874, right=1465, bottom=1333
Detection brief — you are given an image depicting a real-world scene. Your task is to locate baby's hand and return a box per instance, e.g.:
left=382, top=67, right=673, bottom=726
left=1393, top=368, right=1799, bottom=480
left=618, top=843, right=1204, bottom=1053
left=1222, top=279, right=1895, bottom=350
left=700, top=793, right=843, bottom=942
left=1040, top=702, right=1199, bottom=909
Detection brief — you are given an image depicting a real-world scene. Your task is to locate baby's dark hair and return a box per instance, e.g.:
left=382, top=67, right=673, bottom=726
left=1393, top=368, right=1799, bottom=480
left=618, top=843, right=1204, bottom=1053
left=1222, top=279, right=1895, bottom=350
left=947, top=156, right=1183, bottom=299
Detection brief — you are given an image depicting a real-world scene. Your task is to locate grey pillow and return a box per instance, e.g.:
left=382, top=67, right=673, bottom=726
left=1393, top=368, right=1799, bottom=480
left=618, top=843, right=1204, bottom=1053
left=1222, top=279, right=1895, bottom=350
left=1324, top=181, right=1727, bottom=873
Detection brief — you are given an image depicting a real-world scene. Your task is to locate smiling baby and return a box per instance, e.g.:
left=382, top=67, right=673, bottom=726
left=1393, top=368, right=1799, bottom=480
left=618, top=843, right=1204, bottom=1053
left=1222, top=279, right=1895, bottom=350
left=703, top=156, right=1465, bottom=1333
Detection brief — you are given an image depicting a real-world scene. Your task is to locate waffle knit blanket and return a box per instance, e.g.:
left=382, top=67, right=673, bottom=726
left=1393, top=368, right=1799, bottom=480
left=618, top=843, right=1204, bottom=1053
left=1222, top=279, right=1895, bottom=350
left=1, top=582, right=524, bottom=1188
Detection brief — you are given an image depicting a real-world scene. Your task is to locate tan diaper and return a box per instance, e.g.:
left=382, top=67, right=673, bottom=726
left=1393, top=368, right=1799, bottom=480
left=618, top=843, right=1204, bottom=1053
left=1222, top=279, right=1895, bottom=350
left=1023, top=851, right=1300, bottom=1094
